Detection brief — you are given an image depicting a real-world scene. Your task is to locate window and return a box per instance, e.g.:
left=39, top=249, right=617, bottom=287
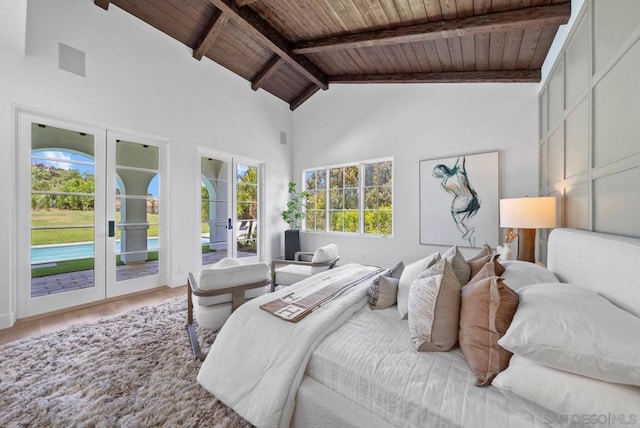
left=304, top=169, right=326, bottom=232
left=329, top=165, right=359, bottom=232
left=303, top=158, right=393, bottom=236
left=236, top=163, right=259, bottom=255
left=364, top=160, right=393, bottom=235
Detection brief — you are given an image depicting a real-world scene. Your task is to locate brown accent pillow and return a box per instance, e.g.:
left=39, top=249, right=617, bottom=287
left=459, top=276, right=519, bottom=386
left=408, top=259, right=462, bottom=352
left=466, top=244, right=493, bottom=279
left=468, top=255, right=506, bottom=286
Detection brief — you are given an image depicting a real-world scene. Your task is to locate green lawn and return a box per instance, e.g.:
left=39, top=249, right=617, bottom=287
left=32, top=258, right=95, bottom=278
left=31, top=209, right=160, bottom=245
left=32, top=251, right=159, bottom=277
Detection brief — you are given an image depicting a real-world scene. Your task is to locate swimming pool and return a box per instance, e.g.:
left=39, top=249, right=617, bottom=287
left=31, top=237, right=160, bottom=264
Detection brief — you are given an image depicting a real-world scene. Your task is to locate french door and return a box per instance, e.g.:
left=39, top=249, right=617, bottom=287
left=106, top=131, right=165, bottom=298
left=199, top=149, right=262, bottom=266
left=16, top=110, right=166, bottom=318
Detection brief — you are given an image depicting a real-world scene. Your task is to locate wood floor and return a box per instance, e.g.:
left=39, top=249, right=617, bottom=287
left=0, top=285, right=186, bottom=346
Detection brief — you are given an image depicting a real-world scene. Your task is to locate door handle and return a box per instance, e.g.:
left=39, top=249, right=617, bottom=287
left=108, top=221, right=115, bottom=237
left=227, top=218, right=233, bottom=230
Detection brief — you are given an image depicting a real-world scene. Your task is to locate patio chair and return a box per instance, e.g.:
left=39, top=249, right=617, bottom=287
left=270, top=244, right=340, bottom=292
left=187, top=258, right=270, bottom=360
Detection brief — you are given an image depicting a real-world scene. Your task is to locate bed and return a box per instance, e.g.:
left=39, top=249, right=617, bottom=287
left=197, top=229, right=640, bottom=428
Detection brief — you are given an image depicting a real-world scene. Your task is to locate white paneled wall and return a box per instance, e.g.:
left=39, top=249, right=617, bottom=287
left=539, top=0, right=640, bottom=262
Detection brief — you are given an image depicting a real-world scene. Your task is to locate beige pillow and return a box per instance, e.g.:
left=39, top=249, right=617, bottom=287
left=368, top=262, right=404, bottom=309
left=408, top=259, right=462, bottom=352
left=443, top=246, right=471, bottom=285
left=397, top=253, right=440, bottom=319
left=468, top=256, right=505, bottom=286
left=466, top=244, right=493, bottom=279
left=459, top=276, right=519, bottom=386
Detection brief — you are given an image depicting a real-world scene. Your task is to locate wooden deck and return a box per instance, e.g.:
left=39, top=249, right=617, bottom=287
left=31, top=251, right=256, bottom=297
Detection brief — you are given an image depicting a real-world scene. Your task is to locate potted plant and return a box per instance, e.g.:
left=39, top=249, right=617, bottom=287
left=281, top=182, right=308, bottom=260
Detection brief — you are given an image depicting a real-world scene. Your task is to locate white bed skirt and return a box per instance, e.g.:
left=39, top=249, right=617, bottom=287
left=292, top=377, right=393, bottom=428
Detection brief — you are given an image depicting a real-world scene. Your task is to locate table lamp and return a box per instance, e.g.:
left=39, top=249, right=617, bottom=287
left=499, top=197, right=557, bottom=263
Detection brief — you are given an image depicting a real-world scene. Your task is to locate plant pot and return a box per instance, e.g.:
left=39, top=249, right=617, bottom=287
left=284, top=230, right=301, bottom=260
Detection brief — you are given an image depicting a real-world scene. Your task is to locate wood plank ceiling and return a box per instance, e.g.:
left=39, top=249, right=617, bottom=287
left=94, top=0, right=570, bottom=110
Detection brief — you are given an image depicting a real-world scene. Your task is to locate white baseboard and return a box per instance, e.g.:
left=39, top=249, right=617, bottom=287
left=0, top=312, right=16, bottom=329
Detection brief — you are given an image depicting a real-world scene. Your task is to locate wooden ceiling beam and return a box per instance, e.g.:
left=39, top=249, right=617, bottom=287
left=328, top=70, right=542, bottom=84
left=290, top=85, right=321, bottom=111
left=193, top=10, right=229, bottom=60
left=252, top=57, right=284, bottom=91
left=292, top=3, right=570, bottom=54
left=209, top=0, right=328, bottom=90
left=236, top=0, right=261, bottom=6
left=94, top=0, right=110, bottom=10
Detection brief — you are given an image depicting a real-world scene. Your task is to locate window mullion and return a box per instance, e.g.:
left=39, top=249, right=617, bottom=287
left=325, top=167, right=329, bottom=233
left=359, top=162, right=364, bottom=235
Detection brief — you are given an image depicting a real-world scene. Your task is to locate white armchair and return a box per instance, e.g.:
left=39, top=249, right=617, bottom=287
left=270, top=244, right=340, bottom=291
left=187, top=258, right=270, bottom=359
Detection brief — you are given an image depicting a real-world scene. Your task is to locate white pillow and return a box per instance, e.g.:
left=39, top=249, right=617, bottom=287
left=397, top=252, right=440, bottom=319
left=500, top=260, right=559, bottom=291
left=211, top=257, right=244, bottom=269
left=442, top=246, right=471, bottom=285
left=499, top=282, right=640, bottom=386
left=311, top=243, right=338, bottom=263
left=493, top=356, right=640, bottom=424
left=197, top=260, right=270, bottom=306
left=310, top=244, right=338, bottom=274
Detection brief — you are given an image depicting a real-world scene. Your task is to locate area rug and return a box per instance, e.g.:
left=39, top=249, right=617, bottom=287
left=0, top=297, right=252, bottom=427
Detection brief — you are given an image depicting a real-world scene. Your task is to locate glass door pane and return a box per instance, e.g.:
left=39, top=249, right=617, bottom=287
left=201, top=156, right=230, bottom=266
left=30, top=125, right=98, bottom=297
left=235, top=163, right=259, bottom=259
left=113, top=139, right=160, bottom=282
left=19, top=113, right=106, bottom=319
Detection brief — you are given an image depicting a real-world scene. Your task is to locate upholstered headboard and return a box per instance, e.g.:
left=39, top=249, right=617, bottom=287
left=547, top=228, right=640, bottom=318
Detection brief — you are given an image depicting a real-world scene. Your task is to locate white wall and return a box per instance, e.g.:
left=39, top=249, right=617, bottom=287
left=0, top=0, right=27, bottom=55
left=292, top=83, right=539, bottom=267
left=0, top=0, right=292, bottom=327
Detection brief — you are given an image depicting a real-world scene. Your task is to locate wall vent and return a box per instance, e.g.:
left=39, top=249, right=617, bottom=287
left=58, top=43, right=86, bottom=77
left=280, top=131, right=287, bottom=145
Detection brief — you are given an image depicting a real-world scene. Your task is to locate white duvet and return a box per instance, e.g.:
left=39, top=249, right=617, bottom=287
left=308, top=305, right=548, bottom=428
left=197, top=264, right=378, bottom=428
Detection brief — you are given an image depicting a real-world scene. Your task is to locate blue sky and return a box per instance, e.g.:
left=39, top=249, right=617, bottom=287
left=32, top=150, right=159, bottom=197
left=237, top=164, right=249, bottom=179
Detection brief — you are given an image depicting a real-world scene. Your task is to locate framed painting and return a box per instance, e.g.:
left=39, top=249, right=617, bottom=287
left=419, top=151, right=499, bottom=248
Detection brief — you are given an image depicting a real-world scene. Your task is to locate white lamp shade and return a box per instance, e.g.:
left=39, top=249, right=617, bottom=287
left=500, top=197, right=557, bottom=229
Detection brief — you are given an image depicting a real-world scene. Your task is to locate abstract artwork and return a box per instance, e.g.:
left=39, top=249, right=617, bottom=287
left=419, top=152, right=499, bottom=248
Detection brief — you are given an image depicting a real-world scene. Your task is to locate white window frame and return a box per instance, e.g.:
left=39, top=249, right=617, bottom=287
left=302, top=157, right=394, bottom=237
